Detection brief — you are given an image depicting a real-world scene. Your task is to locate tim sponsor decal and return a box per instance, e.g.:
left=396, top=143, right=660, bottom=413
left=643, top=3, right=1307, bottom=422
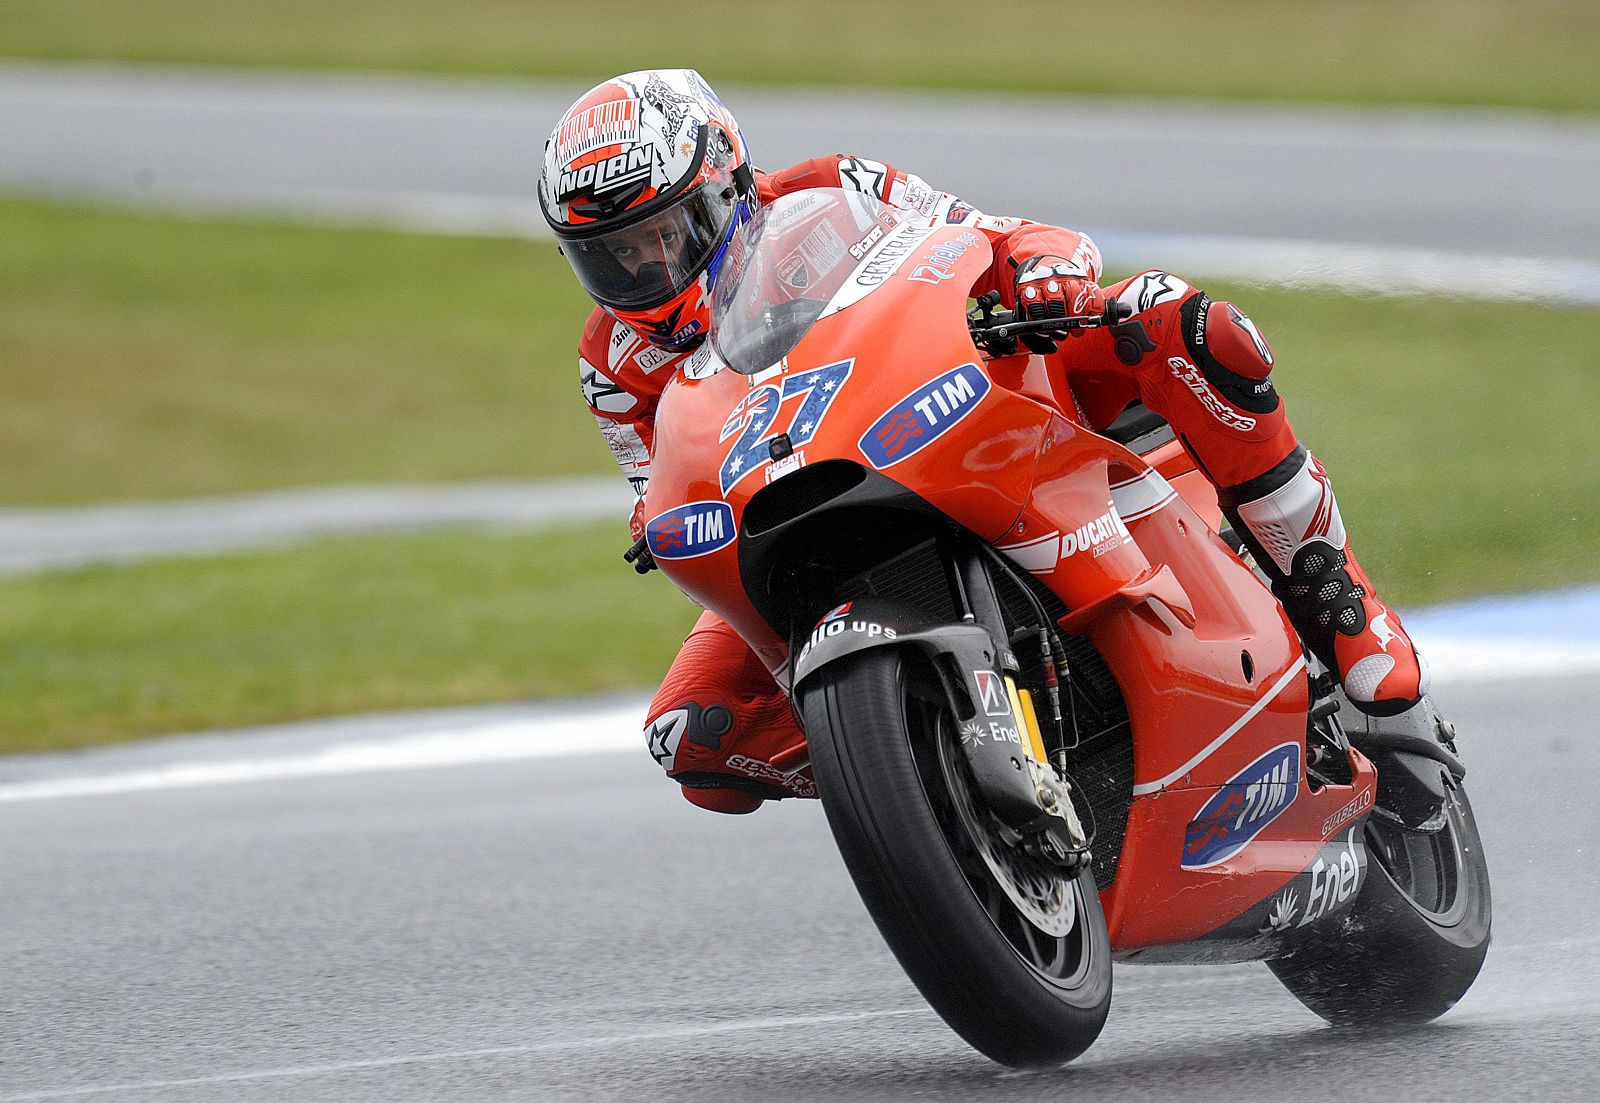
left=859, top=363, right=990, bottom=469
left=1181, top=742, right=1301, bottom=870
left=645, top=501, right=736, bottom=561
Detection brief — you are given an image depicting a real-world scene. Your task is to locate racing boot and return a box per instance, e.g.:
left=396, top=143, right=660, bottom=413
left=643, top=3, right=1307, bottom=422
left=1223, top=445, right=1427, bottom=717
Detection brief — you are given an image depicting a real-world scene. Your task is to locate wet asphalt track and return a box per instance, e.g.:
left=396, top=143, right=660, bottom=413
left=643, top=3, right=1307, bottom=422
left=2, top=669, right=1597, bottom=1102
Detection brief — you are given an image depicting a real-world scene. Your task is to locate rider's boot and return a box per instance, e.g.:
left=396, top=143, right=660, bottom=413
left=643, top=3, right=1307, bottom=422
left=1223, top=445, right=1428, bottom=718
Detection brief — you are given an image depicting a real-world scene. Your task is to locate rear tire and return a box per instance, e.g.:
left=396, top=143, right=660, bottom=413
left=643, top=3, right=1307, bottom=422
left=799, top=649, right=1111, bottom=1068
left=1268, top=781, right=1491, bottom=1024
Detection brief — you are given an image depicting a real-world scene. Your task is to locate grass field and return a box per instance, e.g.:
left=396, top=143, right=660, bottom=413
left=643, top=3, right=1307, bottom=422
left=0, top=525, right=699, bottom=755
left=3, top=197, right=1597, bottom=753
left=0, top=198, right=597, bottom=504
left=5, top=1, right=1599, bottom=114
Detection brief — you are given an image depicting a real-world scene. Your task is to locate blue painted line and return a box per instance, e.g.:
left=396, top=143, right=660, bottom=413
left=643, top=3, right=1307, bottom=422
left=1403, top=585, right=1600, bottom=645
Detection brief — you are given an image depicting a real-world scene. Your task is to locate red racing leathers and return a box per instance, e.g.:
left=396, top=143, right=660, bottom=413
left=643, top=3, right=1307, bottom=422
left=579, top=155, right=1423, bottom=814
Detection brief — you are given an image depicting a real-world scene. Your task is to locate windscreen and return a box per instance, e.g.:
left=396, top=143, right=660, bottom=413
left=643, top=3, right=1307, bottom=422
left=711, top=188, right=906, bottom=375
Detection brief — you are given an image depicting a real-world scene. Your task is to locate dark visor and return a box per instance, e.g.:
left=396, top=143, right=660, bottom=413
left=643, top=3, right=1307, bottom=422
left=562, top=183, right=737, bottom=311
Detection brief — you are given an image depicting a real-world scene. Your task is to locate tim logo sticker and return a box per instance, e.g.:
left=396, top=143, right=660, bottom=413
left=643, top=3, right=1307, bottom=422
left=1181, top=742, right=1301, bottom=870
left=859, top=364, right=990, bottom=469
left=645, top=501, right=736, bottom=561
left=973, top=670, right=1011, bottom=717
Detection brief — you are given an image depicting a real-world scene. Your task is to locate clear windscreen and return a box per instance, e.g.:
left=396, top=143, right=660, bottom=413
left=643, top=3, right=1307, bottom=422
left=711, top=189, right=906, bottom=375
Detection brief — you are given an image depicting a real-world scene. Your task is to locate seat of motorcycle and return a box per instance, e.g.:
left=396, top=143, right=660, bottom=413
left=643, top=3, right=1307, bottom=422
left=1101, top=401, right=1176, bottom=455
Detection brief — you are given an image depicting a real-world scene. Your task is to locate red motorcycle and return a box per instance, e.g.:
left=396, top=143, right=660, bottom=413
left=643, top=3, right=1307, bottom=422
left=632, top=188, right=1490, bottom=1067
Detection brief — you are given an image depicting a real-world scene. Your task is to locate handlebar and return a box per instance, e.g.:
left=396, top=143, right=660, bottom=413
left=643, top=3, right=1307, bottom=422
left=624, top=535, right=657, bottom=574
left=968, top=294, right=1132, bottom=356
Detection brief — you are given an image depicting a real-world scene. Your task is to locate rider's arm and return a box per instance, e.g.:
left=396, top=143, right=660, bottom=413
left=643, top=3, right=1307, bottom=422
left=577, top=307, right=663, bottom=534
left=758, top=155, right=1104, bottom=310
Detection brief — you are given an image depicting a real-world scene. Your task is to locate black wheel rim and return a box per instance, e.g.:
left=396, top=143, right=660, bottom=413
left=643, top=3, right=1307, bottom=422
left=906, top=682, right=1098, bottom=989
left=1365, top=786, right=1473, bottom=926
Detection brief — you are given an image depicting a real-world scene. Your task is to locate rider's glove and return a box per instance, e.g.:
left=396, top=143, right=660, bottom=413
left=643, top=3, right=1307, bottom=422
left=1013, top=255, right=1107, bottom=355
left=629, top=496, right=648, bottom=543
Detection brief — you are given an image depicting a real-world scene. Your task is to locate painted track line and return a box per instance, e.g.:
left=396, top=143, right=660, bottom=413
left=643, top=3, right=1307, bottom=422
left=0, top=1008, right=928, bottom=1101
left=2, top=630, right=1597, bottom=805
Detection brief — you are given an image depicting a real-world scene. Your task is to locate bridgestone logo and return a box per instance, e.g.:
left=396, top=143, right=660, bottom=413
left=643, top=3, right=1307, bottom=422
left=558, top=146, right=652, bottom=200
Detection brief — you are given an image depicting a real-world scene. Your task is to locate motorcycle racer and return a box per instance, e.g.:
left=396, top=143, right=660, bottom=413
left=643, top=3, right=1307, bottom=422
left=539, top=69, right=1437, bottom=814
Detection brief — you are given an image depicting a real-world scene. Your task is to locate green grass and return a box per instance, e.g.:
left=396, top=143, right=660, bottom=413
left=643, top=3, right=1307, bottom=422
left=0, top=525, right=698, bottom=755
left=1227, top=285, right=1600, bottom=606
left=0, top=197, right=601, bottom=505
left=5, top=1, right=1600, bottom=113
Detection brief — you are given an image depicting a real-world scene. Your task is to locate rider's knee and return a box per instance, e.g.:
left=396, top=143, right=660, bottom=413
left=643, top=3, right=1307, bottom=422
left=1178, top=290, right=1280, bottom=401
left=643, top=697, right=815, bottom=813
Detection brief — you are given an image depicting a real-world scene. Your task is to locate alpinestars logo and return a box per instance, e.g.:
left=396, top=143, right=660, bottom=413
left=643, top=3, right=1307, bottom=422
left=1121, top=271, right=1190, bottom=316
left=580, top=361, right=637, bottom=415
left=838, top=157, right=888, bottom=199
left=645, top=709, right=689, bottom=771
left=1168, top=356, right=1257, bottom=432
left=1228, top=304, right=1274, bottom=365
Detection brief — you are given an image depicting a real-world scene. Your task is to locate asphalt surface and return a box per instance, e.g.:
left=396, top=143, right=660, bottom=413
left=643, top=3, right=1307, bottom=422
left=2, top=668, right=1596, bottom=1101
left=5, top=62, right=1600, bottom=270
left=0, top=478, right=630, bottom=576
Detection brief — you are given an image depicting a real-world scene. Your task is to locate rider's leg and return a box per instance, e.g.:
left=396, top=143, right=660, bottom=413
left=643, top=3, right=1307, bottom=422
left=1086, top=272, right=1427, bottom=716
left=643, top=610, right=814, bottom=814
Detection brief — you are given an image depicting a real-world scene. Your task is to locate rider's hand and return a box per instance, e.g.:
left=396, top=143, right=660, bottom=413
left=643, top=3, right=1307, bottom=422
left=1013, top=255, right=1107, bottom=354
left=629, top=496, right=648, bottom=543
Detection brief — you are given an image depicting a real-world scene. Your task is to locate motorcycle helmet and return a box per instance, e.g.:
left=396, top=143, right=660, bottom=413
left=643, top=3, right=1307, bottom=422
left=539, top=69, right=756, bottom=350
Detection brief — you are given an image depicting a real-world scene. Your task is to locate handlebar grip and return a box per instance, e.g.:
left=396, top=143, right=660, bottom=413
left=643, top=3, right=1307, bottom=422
left=1102, top=297, right=1133, bottom=326
left=624, top=536, right=657, bottom=574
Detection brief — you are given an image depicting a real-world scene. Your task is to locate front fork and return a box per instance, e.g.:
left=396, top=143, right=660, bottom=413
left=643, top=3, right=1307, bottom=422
left=946, top=533, right=1092, bottom=871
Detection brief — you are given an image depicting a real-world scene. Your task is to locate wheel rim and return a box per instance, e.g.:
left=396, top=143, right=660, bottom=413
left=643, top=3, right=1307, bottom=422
left=909, top=687, right=1097, bottom=988
left=1365, top=785, right=1473, bottom=926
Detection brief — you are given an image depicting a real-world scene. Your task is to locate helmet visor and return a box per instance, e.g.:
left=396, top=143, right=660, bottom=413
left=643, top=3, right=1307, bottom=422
left=561, top=182, right=737, bottom=311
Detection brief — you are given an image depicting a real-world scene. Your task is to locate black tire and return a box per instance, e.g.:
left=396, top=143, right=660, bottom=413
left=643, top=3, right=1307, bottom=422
left=799, top=648, right=1112, bottom=1068
left=1267, top=782, right=1491, bottom=1024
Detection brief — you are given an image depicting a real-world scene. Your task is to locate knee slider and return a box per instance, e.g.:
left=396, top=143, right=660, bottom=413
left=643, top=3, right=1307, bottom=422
left=1180, top=293, right=1281, bottom=414
left=644, top=701, right=735, bottom=775
left=1282, top=541, right=1368, bottom=637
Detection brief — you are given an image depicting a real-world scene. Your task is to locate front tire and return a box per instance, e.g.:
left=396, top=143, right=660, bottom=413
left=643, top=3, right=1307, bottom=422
left=799, top=649, right=1111, bottom=1068
left=1268, top=780, right=1491, bottom=1024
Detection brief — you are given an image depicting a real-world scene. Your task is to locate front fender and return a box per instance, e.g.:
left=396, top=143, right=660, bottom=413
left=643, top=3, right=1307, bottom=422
left=792, top=597, right=1045, bottom=829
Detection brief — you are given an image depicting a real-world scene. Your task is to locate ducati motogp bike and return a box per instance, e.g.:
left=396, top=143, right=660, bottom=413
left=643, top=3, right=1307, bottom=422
left=629, top=188, right=1490, bottom=1067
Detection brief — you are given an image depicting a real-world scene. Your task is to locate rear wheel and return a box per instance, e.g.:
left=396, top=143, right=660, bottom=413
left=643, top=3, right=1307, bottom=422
left=1268, top=779, right=1491, bottom=1024
left=799, top=649, right=1111, bottom=1068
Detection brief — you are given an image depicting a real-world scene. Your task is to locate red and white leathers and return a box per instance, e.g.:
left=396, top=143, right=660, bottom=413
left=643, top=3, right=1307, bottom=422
left=580, top=155, right=1426, bottom=814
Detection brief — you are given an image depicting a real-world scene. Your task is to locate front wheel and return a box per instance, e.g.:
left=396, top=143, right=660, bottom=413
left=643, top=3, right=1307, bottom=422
left=799, top=649, right=1111, bottom=1068
left=1268, top=779, right=1491, bottom=1024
